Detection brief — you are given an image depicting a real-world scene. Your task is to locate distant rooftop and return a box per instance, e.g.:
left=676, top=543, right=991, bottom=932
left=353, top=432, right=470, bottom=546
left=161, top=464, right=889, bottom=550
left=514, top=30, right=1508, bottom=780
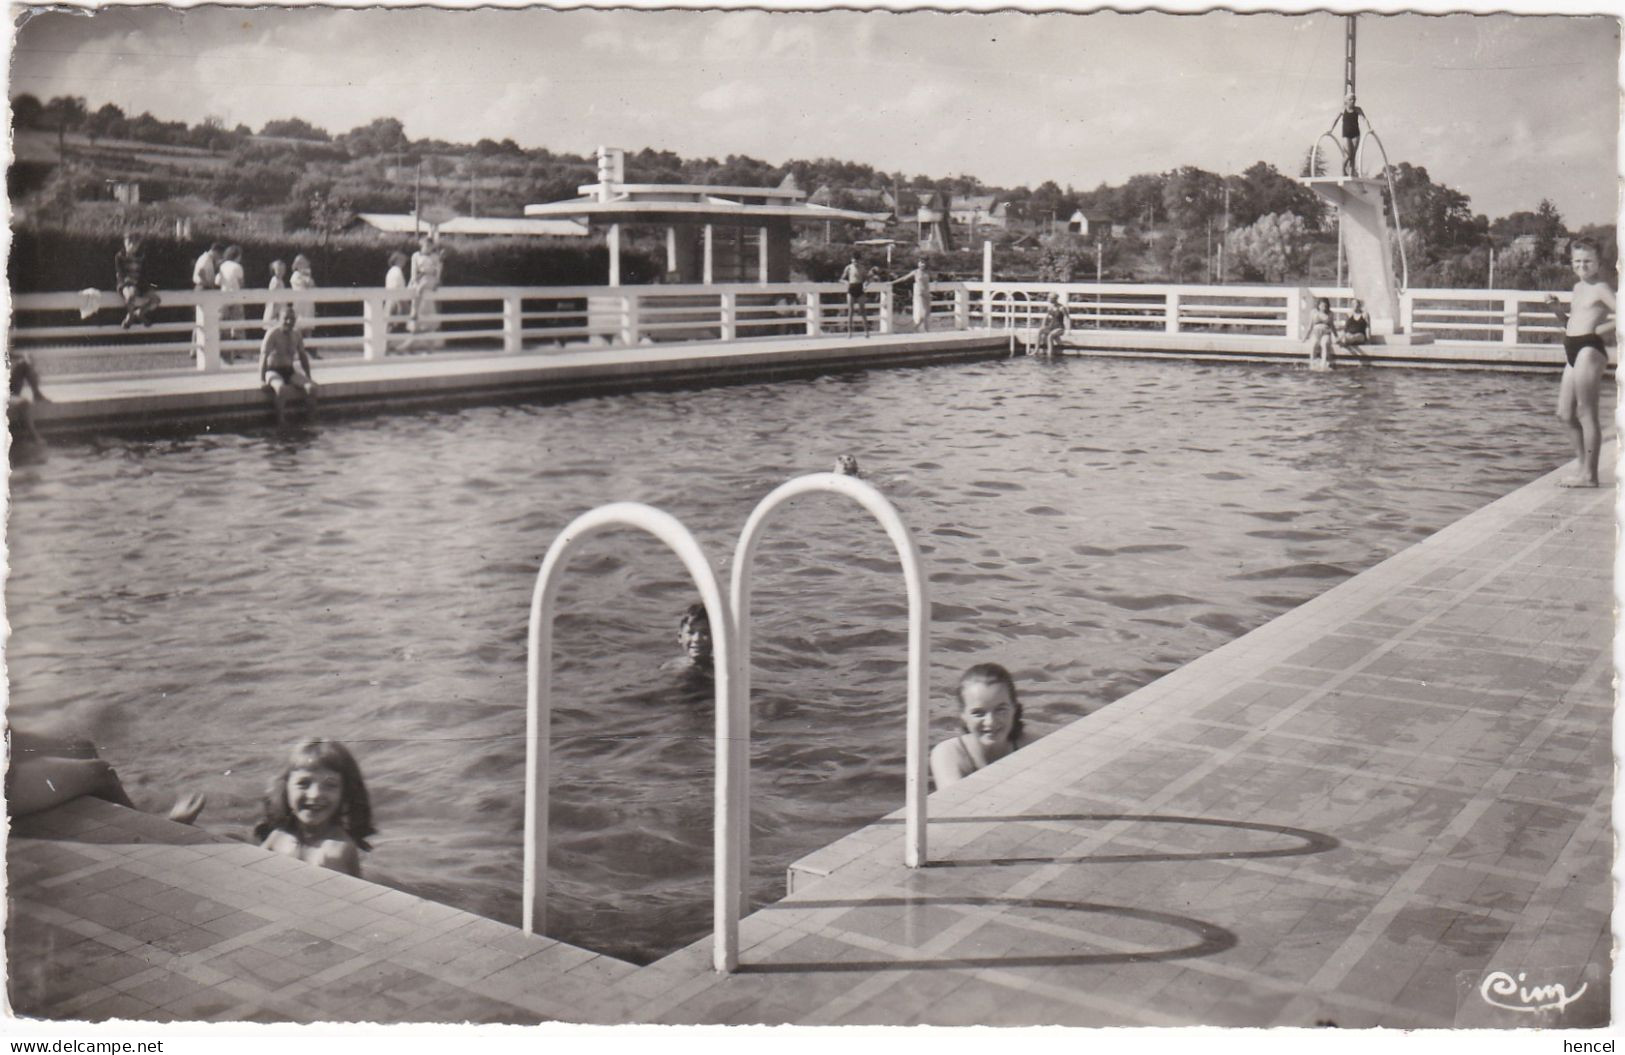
left=358, top=213, right=589, bottom=238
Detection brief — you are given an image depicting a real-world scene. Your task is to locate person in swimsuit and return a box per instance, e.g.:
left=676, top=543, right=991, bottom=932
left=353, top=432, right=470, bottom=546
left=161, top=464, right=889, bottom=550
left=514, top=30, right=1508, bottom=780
left=113, top=233, right=160, bottom=328
left=1330, top=93, right=1367, bottom=177
left=1544, top=239, right=1615, bottom=488
left=259, top=305, right=318, bottom=425
left=840, top=256, right=869, bottom=337
left=929, top=663, right=1025, bottom=790
left=1034, top=293, right=1069, bottom=357
left=1338, top=300, right=1371, bottom=350
left=1306, top=297, right=1336, bottom=369
left=10, top=349, right=47, bottom=445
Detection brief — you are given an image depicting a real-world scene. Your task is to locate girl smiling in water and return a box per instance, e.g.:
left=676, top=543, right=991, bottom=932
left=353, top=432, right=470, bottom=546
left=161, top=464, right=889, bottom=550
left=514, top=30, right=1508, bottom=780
left=930, top=663, right=1026, bottom=789
left=253, top=739, right=375, bottom=877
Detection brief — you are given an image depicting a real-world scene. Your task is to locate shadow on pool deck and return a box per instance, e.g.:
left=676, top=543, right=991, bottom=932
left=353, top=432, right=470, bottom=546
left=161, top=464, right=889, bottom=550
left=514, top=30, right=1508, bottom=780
left=6, top=445, right=1614, bottom=1028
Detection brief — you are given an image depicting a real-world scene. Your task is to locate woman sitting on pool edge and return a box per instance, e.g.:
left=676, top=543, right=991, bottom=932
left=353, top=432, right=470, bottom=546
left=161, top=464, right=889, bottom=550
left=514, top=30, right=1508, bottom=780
left=930, top=663, right=1025, bottom=789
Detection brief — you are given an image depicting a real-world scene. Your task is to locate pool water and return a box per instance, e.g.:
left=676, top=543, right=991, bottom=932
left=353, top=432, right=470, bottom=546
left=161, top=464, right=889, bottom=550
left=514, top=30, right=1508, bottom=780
left=6, top=358, right=1605, bottom=964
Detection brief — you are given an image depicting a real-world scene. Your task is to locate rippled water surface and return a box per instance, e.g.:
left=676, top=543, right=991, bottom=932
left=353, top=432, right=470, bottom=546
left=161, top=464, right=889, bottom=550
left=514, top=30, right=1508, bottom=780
left=7, top=358, right=1603, bottom=963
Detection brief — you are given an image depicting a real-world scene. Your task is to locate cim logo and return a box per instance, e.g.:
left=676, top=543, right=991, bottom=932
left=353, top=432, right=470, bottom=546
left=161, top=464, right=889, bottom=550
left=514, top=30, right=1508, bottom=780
left=1479, top=970, right=1588, bottom=1015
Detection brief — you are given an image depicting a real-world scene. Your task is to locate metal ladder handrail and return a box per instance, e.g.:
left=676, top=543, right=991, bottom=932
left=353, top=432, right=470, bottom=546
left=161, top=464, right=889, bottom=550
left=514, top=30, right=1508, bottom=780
left=729, top=472, right=932, bottom=909
left=525, top=501, right=745, bottom=973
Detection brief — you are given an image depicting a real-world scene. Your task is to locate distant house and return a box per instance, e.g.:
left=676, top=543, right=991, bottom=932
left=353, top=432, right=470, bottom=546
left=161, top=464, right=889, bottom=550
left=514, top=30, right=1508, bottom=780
left=949, top=195, right=1006, bottom=229
left=1067, top=210, right=1121, bottom=238
left=108, top=180, right=141, bottom=205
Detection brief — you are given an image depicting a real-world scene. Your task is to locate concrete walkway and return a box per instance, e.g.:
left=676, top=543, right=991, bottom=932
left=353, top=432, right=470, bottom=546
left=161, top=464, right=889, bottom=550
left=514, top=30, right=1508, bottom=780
left=7, top=448, right=1612, bottom=1027
left=31, top=331, right=1002, bottom=435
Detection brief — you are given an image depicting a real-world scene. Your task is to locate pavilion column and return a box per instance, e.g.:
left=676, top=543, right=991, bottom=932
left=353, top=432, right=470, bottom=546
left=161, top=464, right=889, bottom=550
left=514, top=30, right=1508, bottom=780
left=666, top=227, right=678, bottom=277
left=608, top=223, right=621, bottom=287
left=758, top=226, right=769, bottom=285
left=703, top=224, right=715, bottom=285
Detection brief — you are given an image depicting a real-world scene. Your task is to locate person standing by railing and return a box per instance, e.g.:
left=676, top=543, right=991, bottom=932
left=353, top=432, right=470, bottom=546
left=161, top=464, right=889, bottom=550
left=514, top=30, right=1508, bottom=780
left=290, top=254, right=319, bottom=357
left=410, top=236, right=444, bottom=344
left=385, top=251, right=411, bottom=353
left=217, top=245, right=245, bottom=363
left=262, top=258, right=288, bottom=335
left=191, top=242, right=223, bottom=363
left=840, top=255, right=869, bottom=337
left=889, top=260, right=933, bottom=332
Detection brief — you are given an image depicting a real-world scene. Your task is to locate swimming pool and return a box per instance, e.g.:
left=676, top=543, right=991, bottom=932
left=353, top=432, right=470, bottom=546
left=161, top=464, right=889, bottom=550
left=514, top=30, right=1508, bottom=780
left=6, top=358, right=1604, bottom=964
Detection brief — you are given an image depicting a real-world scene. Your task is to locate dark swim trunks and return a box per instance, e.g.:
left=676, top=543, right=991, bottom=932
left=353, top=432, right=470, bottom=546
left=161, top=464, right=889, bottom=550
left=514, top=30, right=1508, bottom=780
left=1563, top=333, right=1607, bottom=368
left=847, top=282, right=864, bottom=298
left=264, top=365, right=295, bottom=384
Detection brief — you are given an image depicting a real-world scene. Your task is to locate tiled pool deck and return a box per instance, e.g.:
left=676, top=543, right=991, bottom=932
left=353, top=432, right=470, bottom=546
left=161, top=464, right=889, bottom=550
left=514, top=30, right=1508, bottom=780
left=7, top=445, right=1613, bottom=1027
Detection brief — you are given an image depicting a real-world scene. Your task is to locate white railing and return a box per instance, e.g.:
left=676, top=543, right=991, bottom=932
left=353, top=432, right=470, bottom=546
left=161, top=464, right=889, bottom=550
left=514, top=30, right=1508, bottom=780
left=525, top=502, right=745, bottom=973
left=9, top=281, right=928, bottom=380
left=729, top=473, right=931, bottom=900
left=12, top=279, right=1569, bottom=382
left=962, top=281, right=1570, bottom=346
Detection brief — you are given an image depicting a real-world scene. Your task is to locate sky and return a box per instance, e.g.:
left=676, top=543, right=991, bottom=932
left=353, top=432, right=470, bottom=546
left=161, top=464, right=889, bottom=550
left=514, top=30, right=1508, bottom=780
left=8, top=6, right=1619, bottom=225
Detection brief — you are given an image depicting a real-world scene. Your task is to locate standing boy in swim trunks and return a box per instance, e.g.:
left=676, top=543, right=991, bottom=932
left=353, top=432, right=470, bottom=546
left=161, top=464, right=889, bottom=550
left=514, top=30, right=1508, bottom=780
left=840, top=256, right=868, bottom=337
left=1544, top=239, right=1614, bottom=488
left=259, top=305, right=318, bottom=425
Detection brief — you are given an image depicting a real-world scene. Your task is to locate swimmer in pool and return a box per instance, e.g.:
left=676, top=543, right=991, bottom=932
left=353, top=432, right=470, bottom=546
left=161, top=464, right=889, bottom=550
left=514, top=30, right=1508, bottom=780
left=254, top=738, right=374, bottom=877
left=661, top=602, right=713, bottom=674
left=834, top=454, right=861, bottom=477
left=1544, top=239, right=1615, bottom=488
left=929, top=663, right=1026, bottom=790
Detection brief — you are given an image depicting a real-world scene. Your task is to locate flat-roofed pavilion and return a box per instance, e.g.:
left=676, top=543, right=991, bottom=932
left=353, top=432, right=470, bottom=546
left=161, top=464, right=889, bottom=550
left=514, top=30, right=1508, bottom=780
left=524, top=147, right=871, bottom=285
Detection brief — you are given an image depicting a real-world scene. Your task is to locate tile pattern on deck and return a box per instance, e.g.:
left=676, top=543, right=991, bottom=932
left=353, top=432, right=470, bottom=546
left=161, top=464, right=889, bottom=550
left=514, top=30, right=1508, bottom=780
left=8, top=449, right=1611, bottom=1027
left=660, top=449, right=1613, bottom=1028
left=7, top=799, right=634, bottom=1024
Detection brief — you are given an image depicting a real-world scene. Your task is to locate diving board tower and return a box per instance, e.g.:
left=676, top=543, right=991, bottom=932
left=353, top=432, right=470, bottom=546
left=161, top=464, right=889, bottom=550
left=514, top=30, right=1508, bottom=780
left=1300, top=15, right=1429, bottom=344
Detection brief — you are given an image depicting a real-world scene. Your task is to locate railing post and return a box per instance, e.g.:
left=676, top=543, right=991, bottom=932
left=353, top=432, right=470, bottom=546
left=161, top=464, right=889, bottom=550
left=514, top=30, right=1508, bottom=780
left=620, top=291, right=640, bottom=346
left=1504, top=296, right=1521, bottom=345
left=1284, top=291, right=1301, bottom=340
left=1400, top=290, right=1415, bottom=337
left=504, top=293, right=523, bottom=354
left=362, top=297, right=387, bottom=361
left=805, top=291, right=822, bottom=336
left=721, top=291, right=737, bottom=342
left=195, top=300, right=221, bottom=373
left=955, top=286, right=969, bottom=330
left=878, top=286, right=894, bottom=335
left=1164, top=290, right=1181, bottom=334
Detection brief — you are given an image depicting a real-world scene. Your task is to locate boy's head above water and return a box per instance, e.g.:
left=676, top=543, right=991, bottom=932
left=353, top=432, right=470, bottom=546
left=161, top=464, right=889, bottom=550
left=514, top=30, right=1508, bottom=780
left=678, top=603, right=713, bottom=665
left=834, top=454, right=860, bottom=476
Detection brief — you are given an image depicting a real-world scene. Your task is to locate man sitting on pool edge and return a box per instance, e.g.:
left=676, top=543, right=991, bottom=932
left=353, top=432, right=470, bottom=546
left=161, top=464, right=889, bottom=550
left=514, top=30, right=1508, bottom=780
left=259, top=305, right=318, bottom=425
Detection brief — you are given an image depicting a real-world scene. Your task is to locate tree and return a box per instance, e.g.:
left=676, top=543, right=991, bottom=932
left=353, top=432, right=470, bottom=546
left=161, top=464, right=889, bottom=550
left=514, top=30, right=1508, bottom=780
left=341, top=116, right=408, bottom=157
left=41, top=95, right=87, bottom=131
left=1384, top=162, right=1478, bottom=257
left=1224, top=212, right=1311, bottom=283
left=260, top=116, right=331, bottom=142
left=11, top=93, right=43, bottom=129
left=1532, top=198, right=1564, bottom=261
left=84, top=102, right=128, bottom=142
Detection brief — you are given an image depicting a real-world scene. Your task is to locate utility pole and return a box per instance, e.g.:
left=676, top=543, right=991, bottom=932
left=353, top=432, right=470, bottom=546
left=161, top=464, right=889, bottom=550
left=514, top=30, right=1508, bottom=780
left=415, top=160, right=423, bottom=238
left=1219, top=184, right=1230, bottom=284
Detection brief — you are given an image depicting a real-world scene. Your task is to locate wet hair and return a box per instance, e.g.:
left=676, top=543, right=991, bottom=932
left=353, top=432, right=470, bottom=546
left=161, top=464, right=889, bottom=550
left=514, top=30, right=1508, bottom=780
left=1316, top=298, right=1331, bottom=311
left=1571, top=238, right=1600, bottom=258
left=955, top=663, right=1024, bottom=744
left=253, top=738, right=375, bottom=850
left=679, top=602, right=709, bottom=635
